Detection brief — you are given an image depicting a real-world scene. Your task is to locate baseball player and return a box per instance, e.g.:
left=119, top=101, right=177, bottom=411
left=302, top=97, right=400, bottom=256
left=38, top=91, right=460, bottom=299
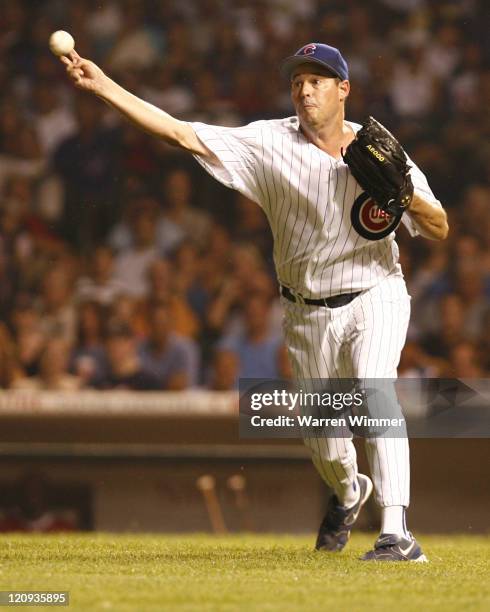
left=61, top=43, right=448, bottom=562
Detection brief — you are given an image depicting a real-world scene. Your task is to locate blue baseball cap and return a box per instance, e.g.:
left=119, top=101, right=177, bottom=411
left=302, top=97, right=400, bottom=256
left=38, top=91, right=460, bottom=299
left=281, top=43, right=349, bottom=81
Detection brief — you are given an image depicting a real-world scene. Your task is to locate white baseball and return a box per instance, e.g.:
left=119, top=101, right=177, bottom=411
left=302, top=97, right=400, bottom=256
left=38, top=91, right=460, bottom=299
left=49, top=31, right=75, bottom=56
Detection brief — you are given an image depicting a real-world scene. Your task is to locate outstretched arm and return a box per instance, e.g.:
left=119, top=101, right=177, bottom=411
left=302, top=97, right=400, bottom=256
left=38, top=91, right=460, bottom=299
left=407, top=194, right=449, bottom=241
left=61, top=50, right=213, bottom=158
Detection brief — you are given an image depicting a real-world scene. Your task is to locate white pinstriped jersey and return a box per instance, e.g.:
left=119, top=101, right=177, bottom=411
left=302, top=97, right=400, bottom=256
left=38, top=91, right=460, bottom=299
left=190, top=117, right=440, bottom=299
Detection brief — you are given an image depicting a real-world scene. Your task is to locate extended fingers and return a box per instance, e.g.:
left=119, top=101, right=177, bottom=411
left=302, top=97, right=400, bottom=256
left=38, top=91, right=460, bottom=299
left=69, top=49, right=81, bottom=64
left=59, top=52, right=87, bottom=87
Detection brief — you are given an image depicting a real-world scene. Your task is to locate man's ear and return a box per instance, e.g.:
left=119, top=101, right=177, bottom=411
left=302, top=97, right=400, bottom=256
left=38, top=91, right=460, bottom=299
left=339, top=80, right=350, bottom=101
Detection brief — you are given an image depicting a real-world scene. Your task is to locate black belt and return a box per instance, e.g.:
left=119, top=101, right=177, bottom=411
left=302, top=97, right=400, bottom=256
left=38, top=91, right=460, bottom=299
left=281, top=286, right=361, bottom=308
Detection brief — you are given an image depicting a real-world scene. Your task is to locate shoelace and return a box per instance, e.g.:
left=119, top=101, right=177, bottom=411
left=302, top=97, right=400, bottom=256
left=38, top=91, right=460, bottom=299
left=376, top=532, right=414, bottom=549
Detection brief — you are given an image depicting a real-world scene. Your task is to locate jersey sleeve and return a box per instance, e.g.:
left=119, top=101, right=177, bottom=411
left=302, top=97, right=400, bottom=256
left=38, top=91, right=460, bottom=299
left=402, top=158, right=443, bottom=237
left=188, top=121, right=262, bottom=204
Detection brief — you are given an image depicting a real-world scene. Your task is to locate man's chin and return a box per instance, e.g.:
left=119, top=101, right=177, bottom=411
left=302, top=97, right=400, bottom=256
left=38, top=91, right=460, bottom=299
left=299, top=107, right=319, bottom=120
left=299, top=110, right=321, bottom=129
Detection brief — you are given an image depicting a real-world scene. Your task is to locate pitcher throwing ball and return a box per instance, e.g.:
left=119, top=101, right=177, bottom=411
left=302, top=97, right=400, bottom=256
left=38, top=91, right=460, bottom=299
left=61, top=42, right=448, bottom=561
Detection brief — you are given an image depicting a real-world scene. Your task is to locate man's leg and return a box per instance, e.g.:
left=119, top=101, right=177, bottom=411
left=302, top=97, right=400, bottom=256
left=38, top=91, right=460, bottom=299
left=282, top=298, right=373, bottom=552
left=348, top=276, right=411, bottom=526
left=282, top=298, right=360, bottom=505
left=348, top=276, right=427, bottom=560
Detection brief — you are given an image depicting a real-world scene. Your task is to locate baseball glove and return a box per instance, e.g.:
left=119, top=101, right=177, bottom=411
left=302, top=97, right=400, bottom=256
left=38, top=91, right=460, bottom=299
left=343, top=116, right=414, bottom=216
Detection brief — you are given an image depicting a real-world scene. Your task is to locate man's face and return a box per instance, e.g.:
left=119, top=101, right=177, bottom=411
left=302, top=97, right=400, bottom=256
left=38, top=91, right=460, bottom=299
left=107, top=335, right=134, bottom=367
left=290, top=64, right=349, bottom=128
left=150, top=307, right=170, bottom=343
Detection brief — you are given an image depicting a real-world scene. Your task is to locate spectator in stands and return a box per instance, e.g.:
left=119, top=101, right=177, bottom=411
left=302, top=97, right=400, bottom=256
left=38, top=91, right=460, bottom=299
left=230, top=69, right=266, bottom=120
left=53, top=96, right=121, bottom=248
left=199, top=224, right=233, bottom=288
left=108, top=192, right=156, bottom=252
left=390, top=45, right=439, bottom=119
left=9, top=295, right=46, bottom=377
left=187, top=226, right=234, bottom=357
left=0, top=175, right=68, bottom=295
left=171, top=241, right=201, bottom=298
left=421, top=294, right=466, bottom=359
left=117, top=121, right=161, bottom=182
left=206, top=241, right=283, bottom=344
left=95, top=319, right=159, bottom=390
left=206, top=242, right=266, bottom=334
left=37, top=266, right=77, bottom=345
left=0, top=104, right=44, bottom=195
left=343, top=5, right=382, bottom=85
left=135, top=258, right=200, bottom=339
left=144, top=258, right=171, bottom=303
left=70, top=301, right=109, bottom=387
left=189, top=70, right=241, bottom=126
left=450, top=42, right=483, bottom=114
left=445, top=341, right=485, bottom=378
left=111, top=198, right=160, bottom=298
left=138, top=302, right=199, bottom=390
left=12, top=336, right=81, bottom=391
left=156, top=168, right=211, bottom=252
left=109, top=168, right=211, bottom=255
left=174, top=240, right=213, bottom=325
left=0, top=177, right=40, bottom=304
left=108, top=293, right=139, bottom=335
left=208, top=348, right=239, bottom=391
left=218, top=295, right=284, bottom=384
left=140, top=64, right=195, bottom=117
left=32, top=82, right=77, bottom=156
left=76, top=246, right=125, bottom=306
left=425, top=23, right=461, bottom=81
left=106, top=0, right=162, bottom=72
left=224, top=267, right=283, bottom=339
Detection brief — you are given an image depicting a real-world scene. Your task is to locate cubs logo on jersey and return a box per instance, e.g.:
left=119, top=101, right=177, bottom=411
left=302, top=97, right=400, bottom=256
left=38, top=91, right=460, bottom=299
left=351, top=192, right=402, bottom=240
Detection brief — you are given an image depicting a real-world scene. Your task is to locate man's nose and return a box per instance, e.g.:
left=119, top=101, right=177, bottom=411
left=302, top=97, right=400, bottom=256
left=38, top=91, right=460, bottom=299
left=299, top=82, right=314, bottom=97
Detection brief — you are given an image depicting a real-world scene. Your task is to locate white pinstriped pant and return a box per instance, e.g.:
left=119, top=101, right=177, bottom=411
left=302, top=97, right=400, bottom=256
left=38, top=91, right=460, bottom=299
left=282, top=274, right=411, bottom=507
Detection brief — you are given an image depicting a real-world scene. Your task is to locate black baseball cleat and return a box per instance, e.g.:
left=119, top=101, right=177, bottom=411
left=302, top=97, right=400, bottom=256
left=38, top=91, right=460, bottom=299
left=315, top=474, right=373, bottom=552
left=360, top=533, right=428, bottom=562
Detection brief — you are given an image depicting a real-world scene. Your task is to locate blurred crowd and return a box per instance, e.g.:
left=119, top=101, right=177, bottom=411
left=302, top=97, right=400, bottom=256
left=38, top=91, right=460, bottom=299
left=0, top=0, right=489, bottom=391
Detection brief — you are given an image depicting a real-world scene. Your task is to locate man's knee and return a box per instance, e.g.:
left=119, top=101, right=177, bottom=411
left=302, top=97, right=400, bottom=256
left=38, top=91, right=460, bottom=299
left=303, top=436, right=354, bottom=465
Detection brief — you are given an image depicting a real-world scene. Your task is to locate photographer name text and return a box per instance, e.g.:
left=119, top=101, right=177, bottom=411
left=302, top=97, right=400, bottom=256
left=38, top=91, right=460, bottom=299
left=250, top=415, right=405, bottom=428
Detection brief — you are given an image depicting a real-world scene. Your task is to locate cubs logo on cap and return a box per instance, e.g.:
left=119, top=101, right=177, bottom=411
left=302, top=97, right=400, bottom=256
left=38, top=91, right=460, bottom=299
left=281, top=43, right=349, bottom=81
left=302, top=43, right=317, bottom=55
left=351, top=192, right=402, bottom=240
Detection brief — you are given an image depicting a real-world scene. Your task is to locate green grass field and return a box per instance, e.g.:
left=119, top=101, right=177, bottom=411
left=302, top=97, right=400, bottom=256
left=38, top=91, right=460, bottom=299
left=1, top=534, right=489, bottom=611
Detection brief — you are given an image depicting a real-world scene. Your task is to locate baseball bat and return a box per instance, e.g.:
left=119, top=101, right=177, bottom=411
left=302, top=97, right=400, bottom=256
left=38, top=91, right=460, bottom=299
left=196, top=474, right=228, bottom=534
left=227, top=474, right=255, bottom=531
